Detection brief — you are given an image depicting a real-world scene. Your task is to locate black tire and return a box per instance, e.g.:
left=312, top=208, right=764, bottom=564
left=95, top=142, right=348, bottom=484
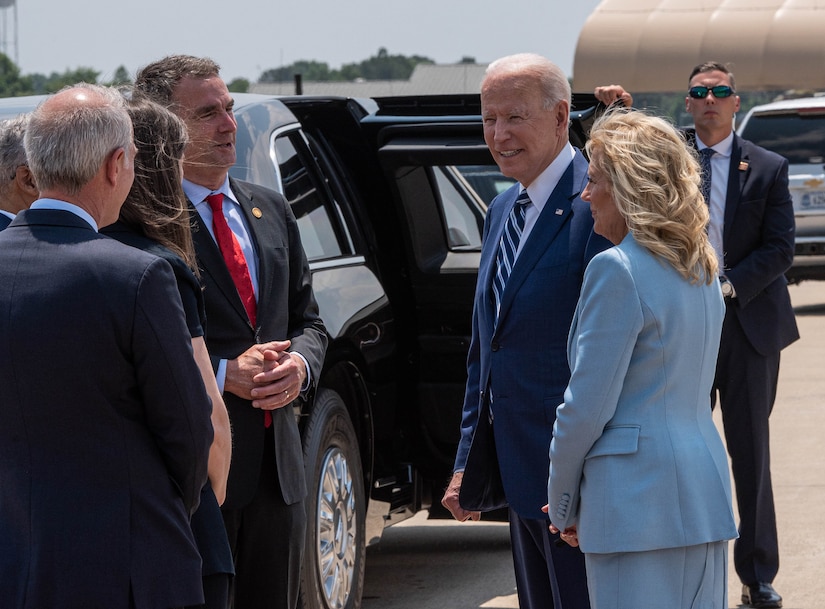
left=299, top=388, right=366, bottom=609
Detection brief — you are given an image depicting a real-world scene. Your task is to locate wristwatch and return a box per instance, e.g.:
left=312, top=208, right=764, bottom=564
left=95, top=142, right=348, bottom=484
left=720, top=275, right=735, bottom=299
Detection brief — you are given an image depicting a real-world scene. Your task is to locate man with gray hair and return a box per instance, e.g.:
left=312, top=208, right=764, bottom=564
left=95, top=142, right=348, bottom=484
left=441, top=53, right=610, bottom=609
left=0, top=83, right=213, bottom=609
left=0, top=114, right=38, bottom=228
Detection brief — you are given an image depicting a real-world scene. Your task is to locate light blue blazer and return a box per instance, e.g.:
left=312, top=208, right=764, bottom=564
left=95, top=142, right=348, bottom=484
left=547, top=234, right=738, bottom=554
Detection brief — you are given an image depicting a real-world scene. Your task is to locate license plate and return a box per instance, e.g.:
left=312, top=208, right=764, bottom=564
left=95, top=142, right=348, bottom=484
left=801, top=191, right=825, bottom=209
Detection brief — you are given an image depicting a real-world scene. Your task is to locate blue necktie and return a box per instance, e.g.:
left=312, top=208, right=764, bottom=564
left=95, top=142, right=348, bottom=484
left=493, top=190, right=531, bottom=320
left=699, top=148, right=715, bottom=205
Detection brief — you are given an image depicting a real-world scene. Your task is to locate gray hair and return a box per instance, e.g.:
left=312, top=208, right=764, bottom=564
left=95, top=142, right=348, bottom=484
left=0, top=114, right=29, bottom=194
left=25, top=83, right=133, bottom=196
left=484, top=53, right=572, bottom=110
left=134, top=55, right=221, bottom=108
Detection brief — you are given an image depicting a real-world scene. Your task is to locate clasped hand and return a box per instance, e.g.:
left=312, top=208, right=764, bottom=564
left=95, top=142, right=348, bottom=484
left=542, top=504, right=579, bottom=547
left=224, top=340, right=307, bottom=410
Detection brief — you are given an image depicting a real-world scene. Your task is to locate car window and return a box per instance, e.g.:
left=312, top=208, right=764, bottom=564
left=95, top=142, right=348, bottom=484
left=740, top=113, right=825, bottom=164
left=433, top=164, right=515, bottom=251
left=273, top=133, right=344, bottom=261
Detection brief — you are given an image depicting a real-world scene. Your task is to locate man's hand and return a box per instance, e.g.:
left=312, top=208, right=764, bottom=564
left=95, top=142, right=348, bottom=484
left=224, top=340, right=306, bottom=410
left=441, top=472, right=481, bottom=522
left=594, top=85, right=633, bottom=108
left=250, top=345, right=307, bottom=410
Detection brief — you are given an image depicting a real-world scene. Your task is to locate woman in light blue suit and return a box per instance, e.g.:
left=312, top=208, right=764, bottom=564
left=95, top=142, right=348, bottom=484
left=547, top=110, right=738, bottom=609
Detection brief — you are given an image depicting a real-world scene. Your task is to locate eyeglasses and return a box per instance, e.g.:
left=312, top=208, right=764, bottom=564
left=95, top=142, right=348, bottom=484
left=688, top=85, right=735, bottom=99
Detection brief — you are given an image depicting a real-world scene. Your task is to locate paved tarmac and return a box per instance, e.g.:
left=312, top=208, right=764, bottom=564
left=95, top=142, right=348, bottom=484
left=757, top=280, right=825, bottom=609
left=363, top=281, right=825, bottom=609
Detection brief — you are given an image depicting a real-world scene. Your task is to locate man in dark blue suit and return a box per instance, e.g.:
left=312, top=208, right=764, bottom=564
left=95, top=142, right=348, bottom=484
left=0, top=84, right=213, bottom=608
left=0, top=114, right=38, bottom=229
left=686, top=62, right=797, bottom=609
left=442, top=53, right=610, bottom=609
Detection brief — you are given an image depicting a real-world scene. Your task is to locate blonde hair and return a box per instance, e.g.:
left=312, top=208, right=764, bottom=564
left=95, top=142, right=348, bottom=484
left=585, top=109, right=718, bottom=284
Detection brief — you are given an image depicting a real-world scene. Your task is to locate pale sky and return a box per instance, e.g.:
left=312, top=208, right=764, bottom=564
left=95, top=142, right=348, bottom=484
left=4, top=0, right=603, bottom=84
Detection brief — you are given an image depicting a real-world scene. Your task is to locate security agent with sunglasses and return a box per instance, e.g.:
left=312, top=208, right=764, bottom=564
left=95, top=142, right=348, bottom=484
left=596, top=62, right=797, bottom=609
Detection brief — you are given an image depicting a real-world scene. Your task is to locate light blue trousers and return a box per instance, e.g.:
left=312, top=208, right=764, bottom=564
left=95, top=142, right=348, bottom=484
left=585, top=541, right=728, bottom=609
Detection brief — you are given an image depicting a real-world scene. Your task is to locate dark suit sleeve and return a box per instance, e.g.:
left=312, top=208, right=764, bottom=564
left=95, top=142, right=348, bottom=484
left=726, top=150, right=795, bottom=305
left=132, top=257, right=213, bottom=514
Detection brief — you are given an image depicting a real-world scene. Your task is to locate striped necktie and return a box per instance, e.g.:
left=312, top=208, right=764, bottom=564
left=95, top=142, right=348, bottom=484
left=493, top=190, right=531, bottom=321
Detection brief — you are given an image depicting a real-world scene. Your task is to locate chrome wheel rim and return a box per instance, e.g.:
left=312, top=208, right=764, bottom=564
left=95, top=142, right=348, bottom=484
left=316, top=447, right=356, bottom=609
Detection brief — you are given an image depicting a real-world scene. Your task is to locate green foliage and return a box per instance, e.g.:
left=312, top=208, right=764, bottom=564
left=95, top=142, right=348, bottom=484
left=0, top=53, right=103, bottom=96
left=107, top=65, right=132, bottom=87
left=260, top=60, right=337, bottom=83
left=227, top=77, right=250, bottom=93
left=0, top=53, right=32, bottom=96
left=41, top=67, right=101, bottom=94
left=258, top=47, right=435, bottom=83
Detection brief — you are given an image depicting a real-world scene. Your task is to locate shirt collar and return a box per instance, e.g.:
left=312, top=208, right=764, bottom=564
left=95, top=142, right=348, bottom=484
left=29, top=198, right=99, bottom=231
left=183, top=176, right=235, bottom=207
left=523, top=143, right=576, bottom=211
left=696, top=131, right=734, bottom=158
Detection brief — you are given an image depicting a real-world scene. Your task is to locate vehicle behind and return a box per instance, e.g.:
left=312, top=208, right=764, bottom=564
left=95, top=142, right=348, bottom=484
left=737, top=96, right=825, bottom=282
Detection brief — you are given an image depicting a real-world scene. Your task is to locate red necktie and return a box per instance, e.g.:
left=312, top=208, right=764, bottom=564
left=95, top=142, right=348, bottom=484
left=206, top=194, right=271, bottom=428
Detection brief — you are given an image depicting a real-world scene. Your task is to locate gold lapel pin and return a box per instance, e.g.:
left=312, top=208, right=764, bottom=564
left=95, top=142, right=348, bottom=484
left=252, top=207, right=263, bottom=218
left=739, top=161, right=749, bottom=172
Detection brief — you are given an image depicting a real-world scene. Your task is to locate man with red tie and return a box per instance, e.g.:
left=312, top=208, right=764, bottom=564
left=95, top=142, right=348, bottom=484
left=136, top=56, right=328, bottom=609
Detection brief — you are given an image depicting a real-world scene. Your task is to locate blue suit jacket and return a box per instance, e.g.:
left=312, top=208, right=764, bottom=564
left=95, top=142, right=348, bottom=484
left=455, top=149, right=609, bottom=518
left=548, top=235, right=738, bottom=554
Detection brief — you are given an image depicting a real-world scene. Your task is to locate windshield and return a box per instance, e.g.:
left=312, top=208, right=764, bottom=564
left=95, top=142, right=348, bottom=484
left=741, top=113, right=825, bottom=165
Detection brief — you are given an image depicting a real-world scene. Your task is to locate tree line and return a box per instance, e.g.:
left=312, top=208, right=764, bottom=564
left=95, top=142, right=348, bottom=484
left=0, top=48, right=783, bottom=125
left=0, top=48, right=452, bottom=98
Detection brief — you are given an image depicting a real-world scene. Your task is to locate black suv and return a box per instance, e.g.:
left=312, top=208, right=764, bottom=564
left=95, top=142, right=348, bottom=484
left=0, top=91, right=601, bottom=609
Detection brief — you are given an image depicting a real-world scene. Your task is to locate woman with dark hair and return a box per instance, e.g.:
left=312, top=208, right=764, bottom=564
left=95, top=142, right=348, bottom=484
left=103, top=92, right=233, bottom=609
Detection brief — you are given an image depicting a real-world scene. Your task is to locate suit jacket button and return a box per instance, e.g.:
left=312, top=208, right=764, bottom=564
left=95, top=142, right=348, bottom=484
left=491, top=341, right=500, bottom=352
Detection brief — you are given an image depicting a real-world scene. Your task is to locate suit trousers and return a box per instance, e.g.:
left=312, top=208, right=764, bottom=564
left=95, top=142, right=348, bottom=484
left=222, top=431, right=306, bottom=609
left=585, top=541, right=728, bottom=609
left=713, top=310, right=780, bottom=585
left=509, top=508, right=590, bottom=609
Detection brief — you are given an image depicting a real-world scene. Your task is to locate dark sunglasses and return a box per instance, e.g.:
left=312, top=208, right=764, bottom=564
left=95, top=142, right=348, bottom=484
left=688, top=85, right=735, bottom=99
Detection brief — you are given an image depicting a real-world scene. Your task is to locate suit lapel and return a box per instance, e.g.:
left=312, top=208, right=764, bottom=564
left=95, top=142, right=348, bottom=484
left=230, top=178, right=282, bottom=328
left=496, top=154, right=583, bottom=329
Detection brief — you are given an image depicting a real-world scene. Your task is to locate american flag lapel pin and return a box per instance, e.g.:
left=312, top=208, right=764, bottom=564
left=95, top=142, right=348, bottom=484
left=739, top=161, right=749, bottom=172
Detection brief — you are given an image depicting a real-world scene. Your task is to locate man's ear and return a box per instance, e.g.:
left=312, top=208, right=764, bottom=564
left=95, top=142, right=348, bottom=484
left=556, top=99, right=571, bottom=129
left=105, top=147, right=126, bottom=185
left=15, top=165, right=39, bottom=201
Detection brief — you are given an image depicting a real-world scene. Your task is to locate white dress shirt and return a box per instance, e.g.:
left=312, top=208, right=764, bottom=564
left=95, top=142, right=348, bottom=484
left=516, top=143, right=577, bottom=260
left=696, top=132, right=734, bottom=270
left=183, top=177, right=311, bottom=393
